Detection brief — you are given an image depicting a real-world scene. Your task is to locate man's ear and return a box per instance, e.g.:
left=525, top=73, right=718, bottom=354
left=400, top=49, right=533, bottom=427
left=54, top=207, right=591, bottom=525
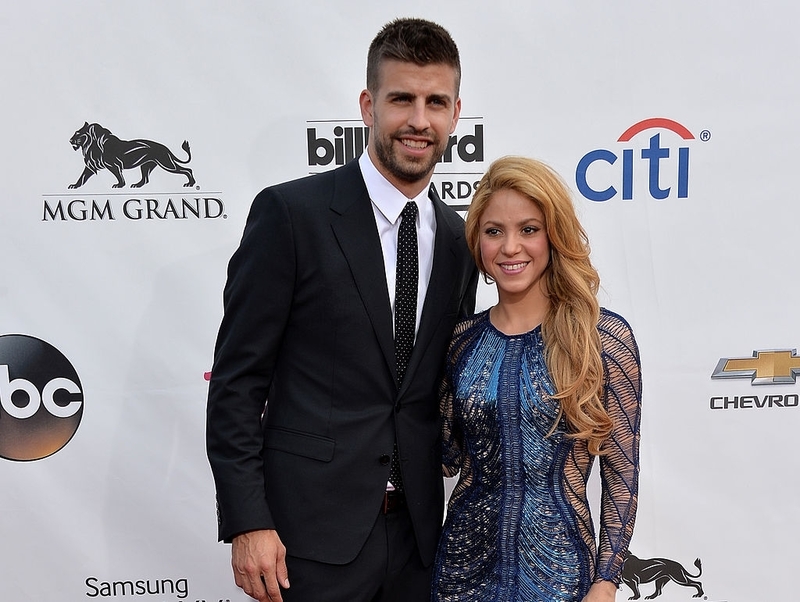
left=359, top=89, right=374, bottom=127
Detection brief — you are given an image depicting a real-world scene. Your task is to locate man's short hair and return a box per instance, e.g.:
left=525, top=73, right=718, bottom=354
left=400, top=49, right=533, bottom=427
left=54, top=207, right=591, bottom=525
left=366, top=18, right=461, bottom=95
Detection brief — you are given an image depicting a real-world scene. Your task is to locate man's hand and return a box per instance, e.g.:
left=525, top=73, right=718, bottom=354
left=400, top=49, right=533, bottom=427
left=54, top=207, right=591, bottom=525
left=231, top=529, right=290, bottom=602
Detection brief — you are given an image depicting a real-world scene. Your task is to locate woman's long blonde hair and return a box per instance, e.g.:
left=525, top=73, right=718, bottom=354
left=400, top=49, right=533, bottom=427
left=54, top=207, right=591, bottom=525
left=465, top=156, right=612, bottom=454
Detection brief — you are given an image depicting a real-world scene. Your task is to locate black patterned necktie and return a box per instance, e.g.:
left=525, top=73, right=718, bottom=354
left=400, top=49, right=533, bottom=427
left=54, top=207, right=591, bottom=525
left=395, top=201, right=418, bottom=385
left=390, top=201, right=418, bottom=491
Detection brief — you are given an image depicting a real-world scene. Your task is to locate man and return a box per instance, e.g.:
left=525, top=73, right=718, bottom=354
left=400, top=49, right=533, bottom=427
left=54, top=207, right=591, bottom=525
left=207, top=18, right=478, bottom=602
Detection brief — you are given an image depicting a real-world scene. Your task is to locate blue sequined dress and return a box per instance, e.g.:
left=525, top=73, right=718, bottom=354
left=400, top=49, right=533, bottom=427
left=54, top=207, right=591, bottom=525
left=432, top=308, right=642, bottom=602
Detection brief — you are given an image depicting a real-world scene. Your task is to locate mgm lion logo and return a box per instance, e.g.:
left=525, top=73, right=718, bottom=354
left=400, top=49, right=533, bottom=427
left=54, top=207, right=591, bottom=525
left=68, top=122, right=195, bottom=189
left=622, top=552, right=704, bottom=600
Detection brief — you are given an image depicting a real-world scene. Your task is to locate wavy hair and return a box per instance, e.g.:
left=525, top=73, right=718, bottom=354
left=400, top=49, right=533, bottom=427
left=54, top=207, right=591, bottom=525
left=465, top=156, right=612, bottom=454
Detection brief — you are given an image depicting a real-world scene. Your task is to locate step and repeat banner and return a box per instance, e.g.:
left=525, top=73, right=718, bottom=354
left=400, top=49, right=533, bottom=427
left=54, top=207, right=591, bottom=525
left=2, top=1, right=797, bottom=600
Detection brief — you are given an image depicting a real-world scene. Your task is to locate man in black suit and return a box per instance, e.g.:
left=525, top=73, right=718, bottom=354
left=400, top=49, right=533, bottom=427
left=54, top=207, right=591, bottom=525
left=207, top=18, right=477, bottom=602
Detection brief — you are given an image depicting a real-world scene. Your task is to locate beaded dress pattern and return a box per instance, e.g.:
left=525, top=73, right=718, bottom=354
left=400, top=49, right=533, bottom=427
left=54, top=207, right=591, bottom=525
left=432, top=308, right=642, bottom=602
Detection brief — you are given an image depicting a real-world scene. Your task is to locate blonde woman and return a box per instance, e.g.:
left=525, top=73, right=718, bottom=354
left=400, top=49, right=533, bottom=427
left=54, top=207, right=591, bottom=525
left=432, top=157, right=642, bottom=602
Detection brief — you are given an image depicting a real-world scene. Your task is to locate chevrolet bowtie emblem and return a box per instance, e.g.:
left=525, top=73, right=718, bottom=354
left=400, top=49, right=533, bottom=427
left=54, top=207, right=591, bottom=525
left=711, top=349, right=800, bottom=385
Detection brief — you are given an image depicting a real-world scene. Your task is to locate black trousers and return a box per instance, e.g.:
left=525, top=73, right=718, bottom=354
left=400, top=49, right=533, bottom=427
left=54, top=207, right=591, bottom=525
left=282, top=503, right=432, bottom=602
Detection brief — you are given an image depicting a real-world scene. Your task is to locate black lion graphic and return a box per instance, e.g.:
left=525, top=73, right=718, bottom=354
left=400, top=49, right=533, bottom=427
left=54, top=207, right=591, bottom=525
left=622, top=552, right=704, bottom=600
left=68, top=122, right=195, bottom=189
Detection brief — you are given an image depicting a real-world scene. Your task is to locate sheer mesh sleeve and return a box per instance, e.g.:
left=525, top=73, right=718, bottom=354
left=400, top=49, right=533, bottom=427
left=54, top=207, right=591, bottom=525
left=594, top=310, right=642, bottom=584
left=440, top=316, right=480, bottom=478
left=440, top=359, right=461, bottom=478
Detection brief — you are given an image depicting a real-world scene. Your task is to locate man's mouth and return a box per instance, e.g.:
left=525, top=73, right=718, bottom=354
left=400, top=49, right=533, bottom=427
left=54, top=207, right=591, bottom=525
left=399, top=138, right=430, bottom=150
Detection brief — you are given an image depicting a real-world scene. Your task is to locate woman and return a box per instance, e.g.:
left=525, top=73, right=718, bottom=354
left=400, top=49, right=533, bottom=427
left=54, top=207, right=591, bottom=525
left=432, top=157, right=642, bottom=602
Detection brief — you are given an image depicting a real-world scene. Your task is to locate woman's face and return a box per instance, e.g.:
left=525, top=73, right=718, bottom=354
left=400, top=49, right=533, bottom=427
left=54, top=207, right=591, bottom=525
left=479, top=188, right=551, bottom=305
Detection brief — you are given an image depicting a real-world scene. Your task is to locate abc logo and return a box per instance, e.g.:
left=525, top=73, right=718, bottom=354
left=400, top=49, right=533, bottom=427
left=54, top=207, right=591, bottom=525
left=0, top=334, right=83, bottom=461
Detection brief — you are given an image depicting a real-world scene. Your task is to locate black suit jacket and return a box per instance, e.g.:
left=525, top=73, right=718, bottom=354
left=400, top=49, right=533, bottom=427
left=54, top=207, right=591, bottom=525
left=206, top=160, right=478, bottom=565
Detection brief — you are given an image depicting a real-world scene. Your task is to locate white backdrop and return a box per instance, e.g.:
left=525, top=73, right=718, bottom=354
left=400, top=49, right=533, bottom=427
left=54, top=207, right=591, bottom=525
left=2, top=1, right=798, bottom=600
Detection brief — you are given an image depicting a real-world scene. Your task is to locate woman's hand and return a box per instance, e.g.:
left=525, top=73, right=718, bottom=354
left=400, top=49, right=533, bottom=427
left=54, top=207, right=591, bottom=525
left=581, top=580, right=617, bottom=602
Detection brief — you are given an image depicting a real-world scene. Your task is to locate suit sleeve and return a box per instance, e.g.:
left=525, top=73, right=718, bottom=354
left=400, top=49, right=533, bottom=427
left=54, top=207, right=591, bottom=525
left=206, top=187, right=295, bottom=542
left=459, top=264, right=479, bottom=319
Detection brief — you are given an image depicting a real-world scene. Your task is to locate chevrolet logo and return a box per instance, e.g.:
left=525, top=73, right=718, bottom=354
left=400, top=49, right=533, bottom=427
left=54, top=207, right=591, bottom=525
left=711, top=349, right=800, bottom=385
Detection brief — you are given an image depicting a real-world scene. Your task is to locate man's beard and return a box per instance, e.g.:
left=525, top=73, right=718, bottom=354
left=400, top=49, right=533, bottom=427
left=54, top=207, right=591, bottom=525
left=372, top=129, right=446, bottom=184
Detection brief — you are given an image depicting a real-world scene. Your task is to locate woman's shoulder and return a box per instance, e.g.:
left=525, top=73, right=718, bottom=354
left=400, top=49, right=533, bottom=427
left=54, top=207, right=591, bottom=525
left=447, top=309, right=491, bottom=355
left=452, top=309, right=490, bottom=339
left=598, top=307, right=634, bottom=331
left=598, top=307, right=639, bottom=356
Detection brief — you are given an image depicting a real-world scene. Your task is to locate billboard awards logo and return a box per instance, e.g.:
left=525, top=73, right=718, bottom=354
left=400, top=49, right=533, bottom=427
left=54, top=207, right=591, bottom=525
left=709, top=348, right=800, bottom=410
left=576, top=117, right=710, bottom=202
left=306, top=116, right=485, bottom=211
left=42, top=122, right=226, bottom=222
left=0, top=334, right=83, bottom=461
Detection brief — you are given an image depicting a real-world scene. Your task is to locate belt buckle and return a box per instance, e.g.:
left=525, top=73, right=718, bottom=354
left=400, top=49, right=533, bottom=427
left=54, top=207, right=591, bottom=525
left=382, top=490, right=404, bottom=514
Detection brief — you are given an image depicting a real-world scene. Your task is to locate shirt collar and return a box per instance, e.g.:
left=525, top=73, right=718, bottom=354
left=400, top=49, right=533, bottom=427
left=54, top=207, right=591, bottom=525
left=359, top=149, right=433, bottom=225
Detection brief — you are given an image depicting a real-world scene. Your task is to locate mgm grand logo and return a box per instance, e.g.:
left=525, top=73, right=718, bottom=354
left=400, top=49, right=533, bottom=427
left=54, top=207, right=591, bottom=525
left=622, top=552, right=704, bottom=600
left=42, top=122, right=225, bottom=222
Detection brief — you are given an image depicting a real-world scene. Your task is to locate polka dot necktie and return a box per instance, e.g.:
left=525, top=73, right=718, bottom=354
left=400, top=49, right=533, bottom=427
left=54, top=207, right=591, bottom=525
left=390, top=201, right=418, bottom=490
left=395, top=201, right=418, bottom=385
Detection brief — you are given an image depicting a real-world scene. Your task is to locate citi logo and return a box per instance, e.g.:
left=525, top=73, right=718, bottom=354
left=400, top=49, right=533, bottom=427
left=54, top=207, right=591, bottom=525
left=576, top=117, right=708, bottom=202
left=0, top=335, right=84, bottom=461
left=307, top=119, right=484, bottom=169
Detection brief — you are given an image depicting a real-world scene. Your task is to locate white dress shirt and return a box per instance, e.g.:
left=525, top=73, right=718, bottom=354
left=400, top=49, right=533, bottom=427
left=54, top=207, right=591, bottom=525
left=359, top=150, right=436, bottom=340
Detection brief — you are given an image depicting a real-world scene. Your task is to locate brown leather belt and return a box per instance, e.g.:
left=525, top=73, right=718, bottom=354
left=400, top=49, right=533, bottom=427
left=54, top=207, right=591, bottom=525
left=382, top=490, right=406, bottom=514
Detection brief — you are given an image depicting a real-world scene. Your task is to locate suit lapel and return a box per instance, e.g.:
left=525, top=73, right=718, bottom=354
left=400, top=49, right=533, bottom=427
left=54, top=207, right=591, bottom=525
left=329, top=162, right=396, bottom=380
